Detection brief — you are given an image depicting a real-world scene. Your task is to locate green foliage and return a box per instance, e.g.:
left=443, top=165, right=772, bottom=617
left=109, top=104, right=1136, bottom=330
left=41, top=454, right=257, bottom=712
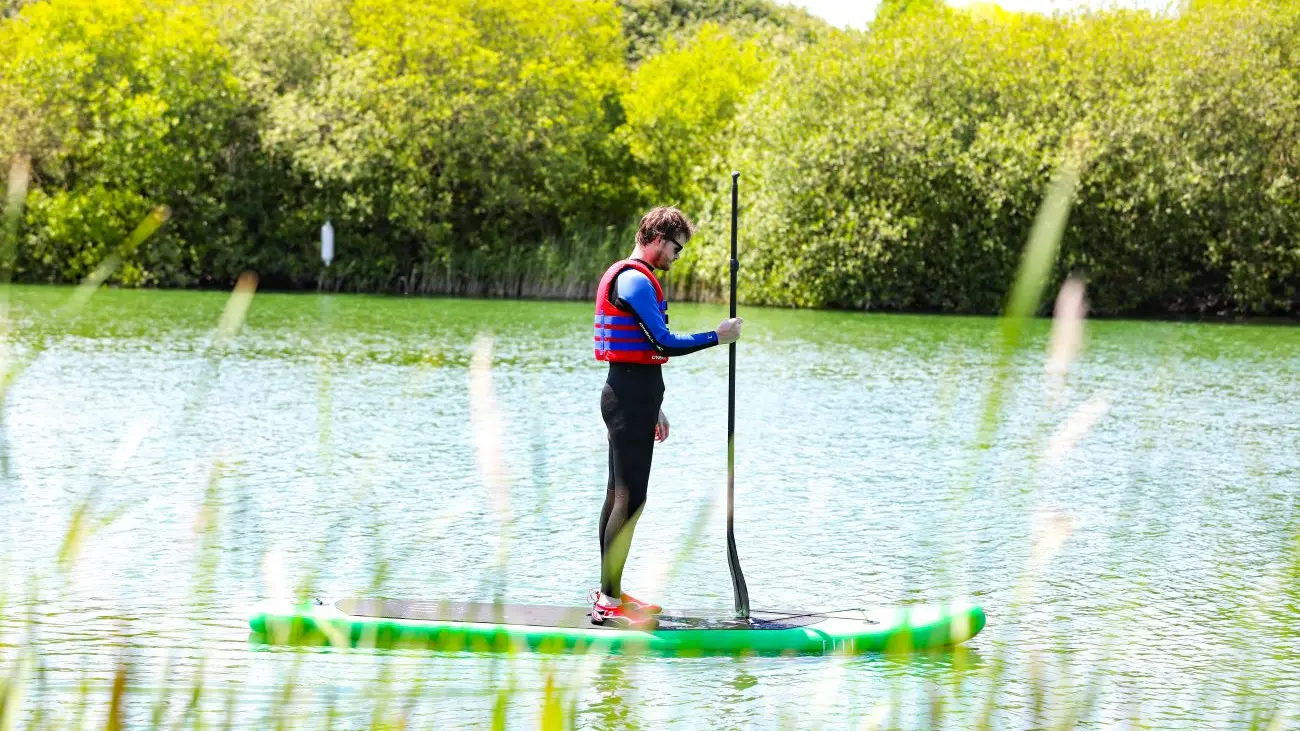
left=208, top=0, right=353, bottom=101
left=22, top=186, right=158, bottom=285
left=255, top=0, right=634, bottom=286
left=0, top=0, right=269, bottom=287
left=615, top=0, right=823, bottom=64
left=0, top=0, right=35, bottom=20
left=685, top=1, right=1300, bottom=315
left=0, top=0, right=1295, bottom=314
left=1061, top=2, right=1300, bottom=314
left=620, top=24, right=770, bottom=206
left=874, top=0, right=945, bottom=25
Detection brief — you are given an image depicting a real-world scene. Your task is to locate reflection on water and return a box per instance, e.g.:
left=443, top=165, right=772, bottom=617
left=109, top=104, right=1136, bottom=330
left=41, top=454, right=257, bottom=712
left=0, top=285, right=1297, bottom=728
left=588, top=656, right=640, bottom=731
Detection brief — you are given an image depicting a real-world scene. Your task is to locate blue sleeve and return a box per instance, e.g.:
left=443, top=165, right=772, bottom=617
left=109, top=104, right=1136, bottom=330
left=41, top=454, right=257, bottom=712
left=615, top=270, right=719, bottom=357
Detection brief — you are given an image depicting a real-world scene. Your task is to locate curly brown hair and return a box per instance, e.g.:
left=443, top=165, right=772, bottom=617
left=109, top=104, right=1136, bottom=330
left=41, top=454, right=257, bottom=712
left=635, top=206, right=694, bottom=248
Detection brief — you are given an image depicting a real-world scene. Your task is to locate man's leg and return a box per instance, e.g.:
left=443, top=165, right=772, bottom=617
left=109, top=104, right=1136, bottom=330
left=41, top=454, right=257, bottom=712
left=599, top=441, right=614, bottom=562
left=600, top=429, right=652, bottom=598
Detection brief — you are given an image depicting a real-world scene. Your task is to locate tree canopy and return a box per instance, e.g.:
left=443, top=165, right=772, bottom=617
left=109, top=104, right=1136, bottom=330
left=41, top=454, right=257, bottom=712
left=1, top=0, right=1296, bottom=314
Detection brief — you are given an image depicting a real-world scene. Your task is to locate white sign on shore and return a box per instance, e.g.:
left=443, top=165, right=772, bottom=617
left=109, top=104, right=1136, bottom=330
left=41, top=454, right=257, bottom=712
left=321, top=220, right=334, bottom=266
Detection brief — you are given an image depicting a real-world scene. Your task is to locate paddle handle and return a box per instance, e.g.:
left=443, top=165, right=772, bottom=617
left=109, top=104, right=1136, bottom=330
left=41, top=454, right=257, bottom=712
left=727, top=171, right=750, bottom=620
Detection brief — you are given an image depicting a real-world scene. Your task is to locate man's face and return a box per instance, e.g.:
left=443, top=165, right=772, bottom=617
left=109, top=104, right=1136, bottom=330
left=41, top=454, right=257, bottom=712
left=652, top=233, right=686, bottom=271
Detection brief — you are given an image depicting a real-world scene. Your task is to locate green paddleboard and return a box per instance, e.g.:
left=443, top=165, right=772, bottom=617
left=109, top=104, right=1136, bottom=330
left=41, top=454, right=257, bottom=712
left=248, top=598, right=985, bottom=656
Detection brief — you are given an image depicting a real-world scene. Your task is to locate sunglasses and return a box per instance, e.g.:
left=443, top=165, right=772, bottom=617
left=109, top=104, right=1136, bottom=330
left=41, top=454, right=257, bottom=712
left=661, top=235, right=684, bottom=255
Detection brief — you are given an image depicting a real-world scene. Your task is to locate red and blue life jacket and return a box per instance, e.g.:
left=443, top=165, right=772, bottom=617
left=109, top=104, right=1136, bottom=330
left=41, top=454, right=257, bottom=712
left=593, top=259, right=668, bottom=364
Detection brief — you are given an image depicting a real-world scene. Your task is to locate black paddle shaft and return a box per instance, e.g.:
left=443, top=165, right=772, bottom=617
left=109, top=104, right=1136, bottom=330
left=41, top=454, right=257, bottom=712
left=727, top=171, right=750, bottom=619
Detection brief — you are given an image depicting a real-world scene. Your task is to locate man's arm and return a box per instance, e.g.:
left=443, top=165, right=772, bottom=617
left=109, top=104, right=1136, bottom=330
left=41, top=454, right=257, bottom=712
left=613, top=270, right=719, bottom=357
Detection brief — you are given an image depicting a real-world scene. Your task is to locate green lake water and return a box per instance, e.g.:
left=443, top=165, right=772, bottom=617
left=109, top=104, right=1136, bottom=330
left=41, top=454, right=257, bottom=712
left=1, top=284, right=1297, bottom=728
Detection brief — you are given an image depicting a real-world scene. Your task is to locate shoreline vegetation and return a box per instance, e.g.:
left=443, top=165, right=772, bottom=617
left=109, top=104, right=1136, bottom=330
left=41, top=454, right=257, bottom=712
left=1, top=0, right=1297, bottom=317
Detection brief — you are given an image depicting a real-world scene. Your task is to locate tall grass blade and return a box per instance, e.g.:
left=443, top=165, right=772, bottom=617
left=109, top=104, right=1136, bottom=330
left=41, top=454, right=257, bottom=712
left=469, top=332, right=512, bottom=581
left=1045, top=277, right=1088, bottom=405
left=64, top=206, right=171, bottom=315
left=0, top=154, right=30, bottom=289
left=104, top=661, right=128, bottom=731
left=977, top=163, right=1081, bottom=447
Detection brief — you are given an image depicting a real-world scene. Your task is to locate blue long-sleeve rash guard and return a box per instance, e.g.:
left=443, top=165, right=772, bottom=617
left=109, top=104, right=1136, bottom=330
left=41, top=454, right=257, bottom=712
left=612, top=267, right=719, bottom=357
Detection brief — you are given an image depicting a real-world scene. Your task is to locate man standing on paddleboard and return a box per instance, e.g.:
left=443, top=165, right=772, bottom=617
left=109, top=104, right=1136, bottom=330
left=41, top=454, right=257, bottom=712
left=590, top=206, right=743, bottom=629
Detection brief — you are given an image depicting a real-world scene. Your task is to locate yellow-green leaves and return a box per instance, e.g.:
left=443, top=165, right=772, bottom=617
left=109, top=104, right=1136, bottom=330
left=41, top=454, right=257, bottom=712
left=620, top=24, right=769, bottom=205
left=695, top=1, right=1300, bottom=315
left=1, top=0, right=1295, bottom=314
left=264, top=0, right=627, bottom=257
left=1, top=0, right=247, bottom=286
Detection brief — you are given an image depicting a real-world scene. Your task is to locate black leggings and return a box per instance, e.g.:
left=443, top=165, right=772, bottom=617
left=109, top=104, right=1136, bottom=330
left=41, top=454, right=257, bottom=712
left=599, top=363, right=664, bottom=598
